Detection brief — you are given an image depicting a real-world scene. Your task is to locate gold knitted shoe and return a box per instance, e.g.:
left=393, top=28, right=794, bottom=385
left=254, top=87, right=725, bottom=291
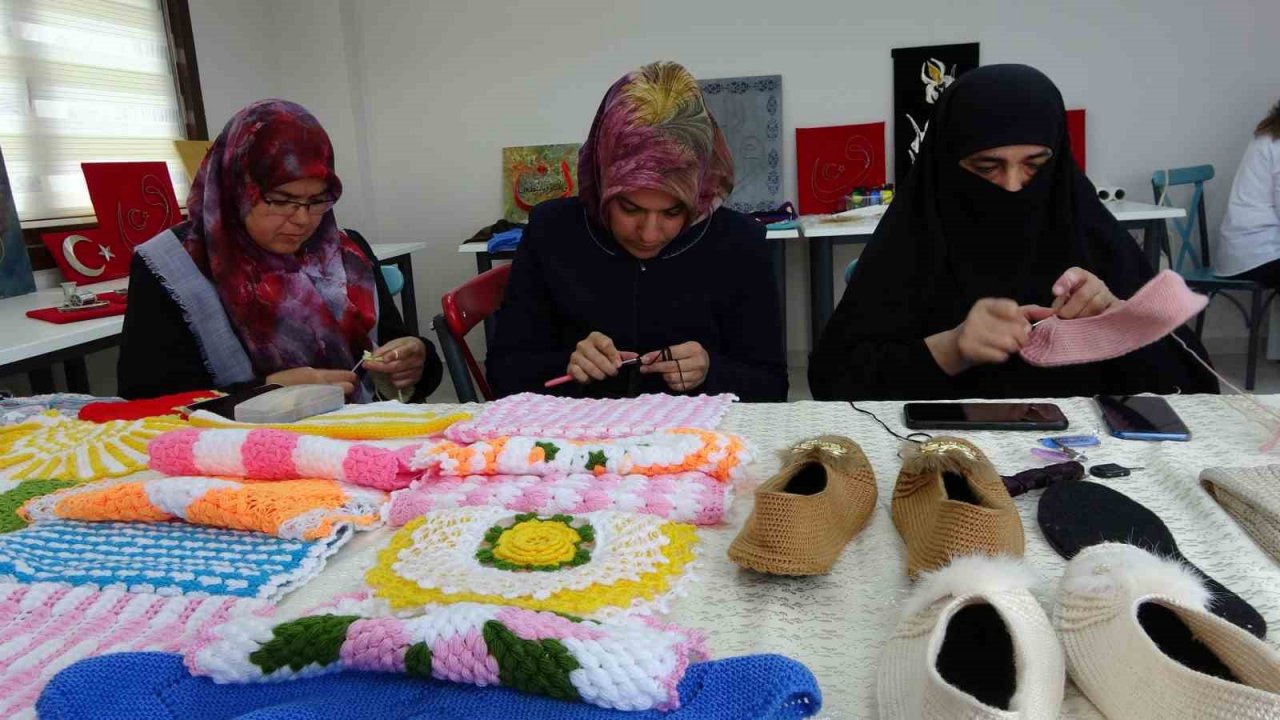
left=891, top=437, right=1024, bottom=578
left=728, top=435, right=877, bottom=576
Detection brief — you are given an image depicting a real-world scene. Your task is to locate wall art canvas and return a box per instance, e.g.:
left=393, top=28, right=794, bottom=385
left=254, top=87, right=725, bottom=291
left=1066, top=108, right=1086, bottom=172
left=502, top=144, right=580, bottom=223
left=698, top=74, right=783, bottom=213
left=40, top=228, right=130, bottom=285
left=0, top=148, right=35, bottom=298
left=174, top=139, right=212, bottom=182
left=891, top=42, right=980, bottom=183
left=795, top=122, right=886, bottom=215
left=82, top=162, right=182, bottom=251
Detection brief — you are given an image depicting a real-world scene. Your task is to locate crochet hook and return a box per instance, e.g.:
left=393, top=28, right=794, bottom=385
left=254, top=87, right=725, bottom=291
left=544, top=356, right=640, bottom=388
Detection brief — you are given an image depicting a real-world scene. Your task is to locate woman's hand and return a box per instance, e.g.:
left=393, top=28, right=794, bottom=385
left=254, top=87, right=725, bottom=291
left=927, top=298, right=1044, bottom=375
left=567, top=332, right=638, bottom=384
left=265, top=367, right=359, bottom=396
left=640, top=342, right=710, bottom=392
left=1050, top=267, right=1122, bottom=319
left=363, top=337, right=427, bottom=389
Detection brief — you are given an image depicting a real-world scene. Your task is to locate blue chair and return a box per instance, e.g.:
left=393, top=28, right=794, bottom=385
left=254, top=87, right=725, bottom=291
left=1154, top=165, right=1274, bottom=389
left=843, top=258, right=858, bottom=285
left=379, top=265, right=404, bottom=296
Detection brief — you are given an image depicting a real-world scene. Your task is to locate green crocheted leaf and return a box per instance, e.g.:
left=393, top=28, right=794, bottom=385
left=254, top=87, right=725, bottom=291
left=483, top=620, right=581, bottom=701
left=248, top=615, right=360, bottom=674
left=534, top=441, right=559, bottom=461
left=405, top=641, right=433, bottom=678
left=585, top=450, right=607, bottom=471
left=0, top=479, right=78, bottom=534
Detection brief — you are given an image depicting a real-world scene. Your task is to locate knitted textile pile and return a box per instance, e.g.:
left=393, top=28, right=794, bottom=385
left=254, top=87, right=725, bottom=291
left=0, top=479, right=78, bottom=533
left=187, top=599, right=708, bottom=712
left=78, top=390, right=220, bottom=422
left=366, top=507, right=697, bottom=618
left=0, top=414, right=184, bottom=485
left=149, top=427, right=420, bottom=490
left=19, top=475, right=385, bottom=540
left=385, top=472, right=731, bottom=527
left=0, top=393, right=117, bottom=425
left=444, top=392, right=736, bottom=443
left=0, top=520, right=351, bottom=601
left=0, top=583, right=266, bottom=720
left=188, top=401, right=471, bottom=440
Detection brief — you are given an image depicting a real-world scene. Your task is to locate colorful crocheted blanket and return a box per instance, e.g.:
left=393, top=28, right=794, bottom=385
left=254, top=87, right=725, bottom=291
left=77, top=390, right=219, bottom=422
left=0, top=393, right=117, bottom=426
left=445, top=392, right=736, bottom=442
left=413, top=429, right=751, bottom=483
left=187, top=401, right=470, bottom=440
left=0, top=520, right=350, bottom=601
left=186, top=600, right=707, bottom=712
left=385, top=472, right=731, bottom=527
left=0, top=479, right=78, bottom=533
left=0, top=583, right=266, bottom=720
left=20, top=476, right=384, bottom=540
left=366, top=507, right=697, bottom=618
left=149, top=427, right=420, bottom=490
left=0, top=415, right=184, bottom=485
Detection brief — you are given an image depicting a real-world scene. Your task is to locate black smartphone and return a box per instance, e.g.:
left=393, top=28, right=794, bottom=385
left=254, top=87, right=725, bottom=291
left=1095, top=395, right=1190, bottom=441
left=902, top=402, right=1069, bottom=431
left=184, top=384, right=282, bottom=419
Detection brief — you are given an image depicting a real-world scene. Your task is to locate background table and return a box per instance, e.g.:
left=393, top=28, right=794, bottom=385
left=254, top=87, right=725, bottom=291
left=279, top=394, right=1280, bottom=719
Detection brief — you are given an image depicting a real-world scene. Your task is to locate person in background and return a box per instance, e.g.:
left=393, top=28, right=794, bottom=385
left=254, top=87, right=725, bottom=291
left=117, top=100, right=441, bottom=401
left=809, top=64, right=1216, bottom=400
left=486, top=61, right=787, bottom=401
left=1217, top=100, right=1280, bottom=283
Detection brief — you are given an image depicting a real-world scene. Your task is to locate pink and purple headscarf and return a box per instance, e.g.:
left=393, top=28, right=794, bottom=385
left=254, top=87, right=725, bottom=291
left=578, top=61, right=735, bottom=228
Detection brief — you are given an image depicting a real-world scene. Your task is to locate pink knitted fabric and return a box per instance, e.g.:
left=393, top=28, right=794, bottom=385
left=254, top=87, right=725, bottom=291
left=1020, top=270, right=1208, bottom=367
left=444, top=392, right=736, bottom=442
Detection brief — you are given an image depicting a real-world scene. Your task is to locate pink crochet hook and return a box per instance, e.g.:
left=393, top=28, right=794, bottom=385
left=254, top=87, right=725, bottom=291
left=544, top=356, right=640, bottom=388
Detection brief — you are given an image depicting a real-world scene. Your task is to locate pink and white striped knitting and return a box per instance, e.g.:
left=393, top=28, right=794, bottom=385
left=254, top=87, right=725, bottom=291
left=186, top=599, right=708, bottom=712
left=444, top=393, right=736, bottom=443
left=148, top=427, right=420, bottom=490
left=385, top=472, right=731, bottom=527
left=0, top=582, right=266, bottom=719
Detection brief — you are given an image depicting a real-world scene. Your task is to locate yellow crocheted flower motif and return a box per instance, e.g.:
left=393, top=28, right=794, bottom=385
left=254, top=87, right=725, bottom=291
left=486, top=514, right=590, bottom=570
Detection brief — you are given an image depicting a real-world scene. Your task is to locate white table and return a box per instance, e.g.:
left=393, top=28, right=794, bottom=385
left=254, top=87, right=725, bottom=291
left=0, top=241, right=428, bottom=393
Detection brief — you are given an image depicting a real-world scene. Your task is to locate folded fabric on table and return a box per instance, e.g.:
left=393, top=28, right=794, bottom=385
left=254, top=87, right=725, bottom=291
left=385, top=472, right=731, bottom=527
left=485, top=226, right=523, bottom=253
left=0, top=520, right=351, bottom=601
left=187, top=401, right=470, bottom=440
left=414, top=429, right=751, bottom=483
left=0, top=393, right=118, bottom=425
left=1200, top=465, right=1280, bottom=563
left=78, top=390, right=221, bottom=422
left=39, top=651, right=821, bottom=720
left=149, top=427, right=420, bottom=490
left=0, top=583, right=266, bottom=720
left=0, top=479, right=78, bottom=533
left=20, top=475, right=384, bottom=540
left=188, top=600, right=707, bottom=712
left=444, top=392, right=736, bottom=443
left=0, top=414, right=184, bottom=485
left=25, top=290, right=128, bottom=324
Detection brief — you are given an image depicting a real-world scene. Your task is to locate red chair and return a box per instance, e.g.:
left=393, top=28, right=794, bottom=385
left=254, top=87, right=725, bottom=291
left=433, top=263, right=512, bottom=402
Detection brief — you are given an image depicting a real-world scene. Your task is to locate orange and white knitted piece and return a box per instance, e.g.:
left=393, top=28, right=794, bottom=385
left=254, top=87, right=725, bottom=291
left=0, top=414, right=184, bottom=486
left=19, top=475, right=384, bottom=540
left=187, top=401, right=470, bottom=440
left=412, top=430, right=752, bottom=483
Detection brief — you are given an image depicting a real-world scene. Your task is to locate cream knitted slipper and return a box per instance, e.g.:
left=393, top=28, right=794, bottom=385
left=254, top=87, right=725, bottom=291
left=728, top=435, right=877, bottom=575
left=1057, top=543, right=1280, bottom=720
left=878, top=555, right=1064, bottom=719
left=1200, top=465, right=1280, bottom=563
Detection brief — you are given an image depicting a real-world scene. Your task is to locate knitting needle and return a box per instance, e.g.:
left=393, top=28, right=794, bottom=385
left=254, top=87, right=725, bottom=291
left=544, top=356, right=640, bottom=388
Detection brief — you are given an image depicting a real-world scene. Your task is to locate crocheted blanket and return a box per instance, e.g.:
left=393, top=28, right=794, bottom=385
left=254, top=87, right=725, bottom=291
left=413, top=429, right=752, bottom=483
left=186, top=599, right=708, bottom=712
left=149, top=427, right=420, bottom=490
left=0, top=479, right=78, bottom=533
left=20, top=476, right=384, bottom=540
left=77, top=390, right=219, bottom=422
left=0, top=520, right=351, bottom=601
left=0, top=583, right=266, bottom=720
left=0, top=393, right=117, bottom=426
left=444, top=392, right=736, bottom=443
left=187, top=401, right=470, bottom=440
left=385, top=472, right=731, bottom=527
left=366, top=507, right=698, bottom=619
left=0, top=415, right=184, bottom=486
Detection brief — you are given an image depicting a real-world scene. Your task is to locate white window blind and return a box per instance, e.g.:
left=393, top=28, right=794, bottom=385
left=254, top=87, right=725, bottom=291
left=0, top=0, right=188, bottom=222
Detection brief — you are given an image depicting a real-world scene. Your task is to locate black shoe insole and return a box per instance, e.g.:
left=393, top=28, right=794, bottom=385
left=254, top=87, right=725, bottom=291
left=1038, top=480, right=1266, bottom=638
left=936, top=603, right=1016, bottom=709
left=1139, top=602, right=1239, bottom=682
left=784, top=463, right=827, bottom=496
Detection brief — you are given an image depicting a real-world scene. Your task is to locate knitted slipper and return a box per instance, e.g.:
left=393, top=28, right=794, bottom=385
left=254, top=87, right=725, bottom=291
left=1056, top=543, right=1280, bottom=719
left=728, top=436, right=877, bottom=575
left=1200, top=465, right=1280, bottom=563
left=1038, top=479, right=1266, bottom=638
left=891, top=438, right=1025, bottom=578
left=1020, top=270, right=1208, bottom=367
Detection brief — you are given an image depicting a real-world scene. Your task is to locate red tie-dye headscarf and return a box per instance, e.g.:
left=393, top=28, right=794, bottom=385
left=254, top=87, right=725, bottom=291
left=178, top=99, right=377, bottom=377
left=578, top=61, right=735, bottom=229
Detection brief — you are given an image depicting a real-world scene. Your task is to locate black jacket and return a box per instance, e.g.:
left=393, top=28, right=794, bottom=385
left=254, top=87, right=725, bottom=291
left=485, top=198, right=787, bottom=402
left=116, top=230, right=441, bottom=400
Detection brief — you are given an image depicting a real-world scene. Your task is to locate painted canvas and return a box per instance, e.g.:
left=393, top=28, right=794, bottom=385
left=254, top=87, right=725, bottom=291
left=795, top=122, right=886, bottom=215
left=40, top=228, right=130, bottom=285
left=891, top=42, right=980, bottom=183
left=0, top=147, right=36, bottom=298
left=1066, top=109, right=1086, bottom=172
left=698, top=74, right=783, bottom=213
left=82, top=162, right=182, bottom=250
left=502, top=144, right=580, bottom=223
left=174, top=139, right=213, bottom=182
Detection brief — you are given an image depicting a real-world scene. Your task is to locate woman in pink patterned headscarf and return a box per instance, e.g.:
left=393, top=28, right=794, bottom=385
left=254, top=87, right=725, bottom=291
left=487, top=61, right=787, bottom=402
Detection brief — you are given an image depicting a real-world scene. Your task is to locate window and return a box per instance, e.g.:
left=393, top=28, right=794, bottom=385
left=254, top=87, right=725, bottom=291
left=0, top=0, right=192, bottom=222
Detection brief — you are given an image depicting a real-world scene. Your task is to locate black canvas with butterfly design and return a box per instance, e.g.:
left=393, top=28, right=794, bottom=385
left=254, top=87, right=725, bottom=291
left=891, top=43, right=980, bottom=183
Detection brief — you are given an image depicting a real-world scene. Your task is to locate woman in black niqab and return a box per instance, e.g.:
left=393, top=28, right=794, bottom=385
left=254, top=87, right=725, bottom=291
left=809, top=64, right=1217, bottom=400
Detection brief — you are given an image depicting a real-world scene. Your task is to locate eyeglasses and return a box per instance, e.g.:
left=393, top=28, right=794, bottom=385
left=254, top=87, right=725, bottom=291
left=261, top=196, right=336, bottom=216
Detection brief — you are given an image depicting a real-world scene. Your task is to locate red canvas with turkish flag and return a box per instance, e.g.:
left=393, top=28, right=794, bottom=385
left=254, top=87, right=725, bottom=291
left=81, top=162, right=182, bottom=251
left=1066, top=109, right=1086, bottom=172
left=40, top=228, right=130, bottom=284
left=796, top=122, right=886, bottom=215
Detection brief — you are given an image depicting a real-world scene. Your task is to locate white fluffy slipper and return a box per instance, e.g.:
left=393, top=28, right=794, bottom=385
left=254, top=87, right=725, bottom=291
left=878, top=555, right=1065, bottom=719
left=1057, top=542, right=1280, bottom=719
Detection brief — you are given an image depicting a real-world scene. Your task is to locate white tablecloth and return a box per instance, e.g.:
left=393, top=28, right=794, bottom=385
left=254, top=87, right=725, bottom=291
left=278, top=395, right=1280, bottom=719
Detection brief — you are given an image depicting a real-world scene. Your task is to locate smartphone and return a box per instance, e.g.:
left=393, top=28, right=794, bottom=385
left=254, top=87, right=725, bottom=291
left=1095, top=395, right=1190, bottom=441
left=184, top=384, right=282, bottom=419
left=902, top=402, right=1069, bottom=431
